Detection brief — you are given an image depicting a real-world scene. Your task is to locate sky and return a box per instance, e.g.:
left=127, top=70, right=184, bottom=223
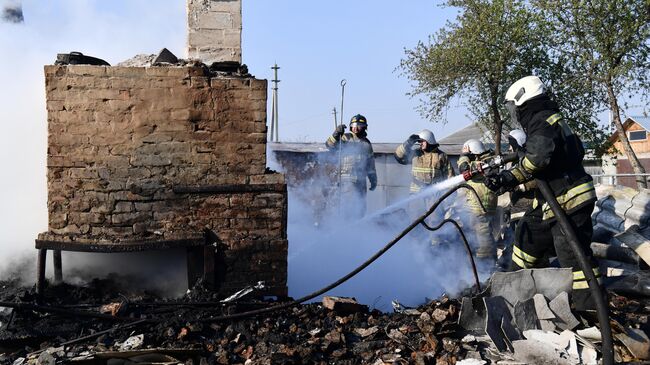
left=0, top=0, right=465, bottom=268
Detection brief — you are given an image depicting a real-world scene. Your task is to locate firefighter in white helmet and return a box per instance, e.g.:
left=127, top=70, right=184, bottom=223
left=485, top=75, right=599, bottom=311
left=457, top=139, right=498, bottom=261
left=395, top=129, right=454, bottom=245
left=394, top=129, right=454, bottom=194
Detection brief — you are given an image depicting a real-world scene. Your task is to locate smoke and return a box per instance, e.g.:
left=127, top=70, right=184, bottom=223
left=1, top=1, right=23, bottom=23
left=0, top=1, right=184, bottom=284
left=274, top=149, right=492, bottom=312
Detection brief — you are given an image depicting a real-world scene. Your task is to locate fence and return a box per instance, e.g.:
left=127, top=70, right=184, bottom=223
left=592, top=174, right=650, bottom=186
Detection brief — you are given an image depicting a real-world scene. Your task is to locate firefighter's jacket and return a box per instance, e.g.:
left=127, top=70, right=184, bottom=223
left=326, top=132, right=377, bottom=188
left=457, top=152, right=497, bottom=214
left=394, top=143, right=454, bottom=194
left=509, top=97, right=596, bottom=220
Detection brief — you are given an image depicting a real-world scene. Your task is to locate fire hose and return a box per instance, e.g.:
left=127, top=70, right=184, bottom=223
left=535, top=179, right=613, bottom=365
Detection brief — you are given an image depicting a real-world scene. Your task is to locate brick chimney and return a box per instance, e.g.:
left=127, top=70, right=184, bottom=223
left=187, top=0, right=242, bottom=64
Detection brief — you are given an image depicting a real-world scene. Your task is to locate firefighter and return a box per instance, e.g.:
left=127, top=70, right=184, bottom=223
left=457, top=139, right=498, bottom=261
left=394, top=129, right=454, bottom=245
left=326, top=114, right=377, bottom=218
left=485, top=76, right=599, bottom=310
left=394, top=129, right=454, bottom=194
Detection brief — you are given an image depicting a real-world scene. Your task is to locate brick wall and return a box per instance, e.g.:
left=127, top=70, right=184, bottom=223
left=187, top=0, right=242, bottom=64
left=41, top=65, right=287, bottom=296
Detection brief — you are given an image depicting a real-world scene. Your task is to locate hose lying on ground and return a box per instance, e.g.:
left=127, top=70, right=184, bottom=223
left=420, top=218, right=482, bottom=291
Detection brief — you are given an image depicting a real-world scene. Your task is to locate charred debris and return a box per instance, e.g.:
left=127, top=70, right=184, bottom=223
left=2, top=263, right=650, bottom=364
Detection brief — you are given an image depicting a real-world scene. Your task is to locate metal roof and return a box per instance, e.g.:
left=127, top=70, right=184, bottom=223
left=268, top=122, right=513, bottom=156
left=268, top=123, right=490, bottom=156
left=268, top=142, right=402, bottom=154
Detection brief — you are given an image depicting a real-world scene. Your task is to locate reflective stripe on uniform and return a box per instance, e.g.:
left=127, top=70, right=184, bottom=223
left=511, top=167, right=527, bottom=183
left=546, top=113, right=575, bottom=137
left=522, top=156, right=540, bottom=173
left=573, top=267, right=600, bottom=281
left=412, top=167, right=435, bottom=173
left=326, top=135, right=337, bottom=145
left=546, top=113, right=562, bottom=125
left=537, top=181, right=596, bottom=220
left=511, top=246, right=538, bottom=268
left=410, top=183, right=421, bottom=193
left=572, top=267, right=602, bottom=289
left=573, top=279, right=603, bottom=289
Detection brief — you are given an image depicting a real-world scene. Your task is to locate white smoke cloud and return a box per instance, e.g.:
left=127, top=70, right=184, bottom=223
left=275, top=149, right=490, bottom=312
left=0, top=1, right=184, bottom=283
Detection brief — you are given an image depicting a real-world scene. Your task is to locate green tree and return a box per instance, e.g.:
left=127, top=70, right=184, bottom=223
left=536, top=0, right=650, bottom=188
left=400, top=0, right=547, bottom=154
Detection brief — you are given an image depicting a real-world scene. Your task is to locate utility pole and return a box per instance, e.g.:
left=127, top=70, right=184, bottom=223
left=270, top=64, right=281, bottom=142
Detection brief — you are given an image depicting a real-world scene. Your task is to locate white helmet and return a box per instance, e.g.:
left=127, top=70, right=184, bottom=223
left=505, top=76, right=546, bottom=106
left=463, top=139, right=486, bottom=154
left=418, top=129, right=437, bottom=145
left=508, top=129, right=527, bottom=148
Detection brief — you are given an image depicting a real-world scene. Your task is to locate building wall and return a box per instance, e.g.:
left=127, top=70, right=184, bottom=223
left=187, top=0, right=242, bottom=64
left=615, top=157, right=650, bottom=188
left=42, top=65, right=287, bottom=296
left=613, top=122, right=650, bottom=155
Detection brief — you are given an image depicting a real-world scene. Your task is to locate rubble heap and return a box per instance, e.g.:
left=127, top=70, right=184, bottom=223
left=1, top=275, right=650, bottom=364
left=0, top=280, right=467, bottom=365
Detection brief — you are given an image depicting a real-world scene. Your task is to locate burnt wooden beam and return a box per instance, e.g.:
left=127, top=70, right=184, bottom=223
left=173, top=183, right=286, bottom=194
left=35, top=237, right=206, bottom=253
left=36, top=248, right=47, bottom=303
left=53, top=249, right=62, bottom=283
left=187, top=246, right=204, bottom=289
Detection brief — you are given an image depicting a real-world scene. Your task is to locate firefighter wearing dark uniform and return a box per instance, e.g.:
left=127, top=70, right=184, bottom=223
left=457, top=139, right=498, bottom=260
left=485, top=76, right=599, bottom=310
left=326, top=114, right=377, bottom=218
left=395, top=129, right=454, bottom=245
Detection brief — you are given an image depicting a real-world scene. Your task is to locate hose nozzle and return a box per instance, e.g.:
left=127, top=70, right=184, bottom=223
left=462, top=153, right=519, bottom=181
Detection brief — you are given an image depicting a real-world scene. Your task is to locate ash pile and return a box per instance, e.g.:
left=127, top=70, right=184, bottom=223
left=1, top=272, right=650, bottom=365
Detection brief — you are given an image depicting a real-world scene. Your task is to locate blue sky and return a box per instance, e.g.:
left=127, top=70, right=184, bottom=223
left=242, top=1, right=466, bottom=143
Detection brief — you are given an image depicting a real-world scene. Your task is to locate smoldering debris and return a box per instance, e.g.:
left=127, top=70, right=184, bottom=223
left=1, top=278, right=650, bottom=364
left=1, top=2, right=23, bottom=23
left=0, top=278, right=469, bottom=364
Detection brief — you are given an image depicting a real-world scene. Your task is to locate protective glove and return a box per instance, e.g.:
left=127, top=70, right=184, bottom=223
left=333, top=124, right=346, bottom=138
left=369, top=179, right=377, bottom=191
left=510, top=189, right=523, bottom=205
left=406, top=134, right=420, bottom=145
left=458, top=162, right=470, bottom=173
left=485, top=170, right=519, bottom=193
